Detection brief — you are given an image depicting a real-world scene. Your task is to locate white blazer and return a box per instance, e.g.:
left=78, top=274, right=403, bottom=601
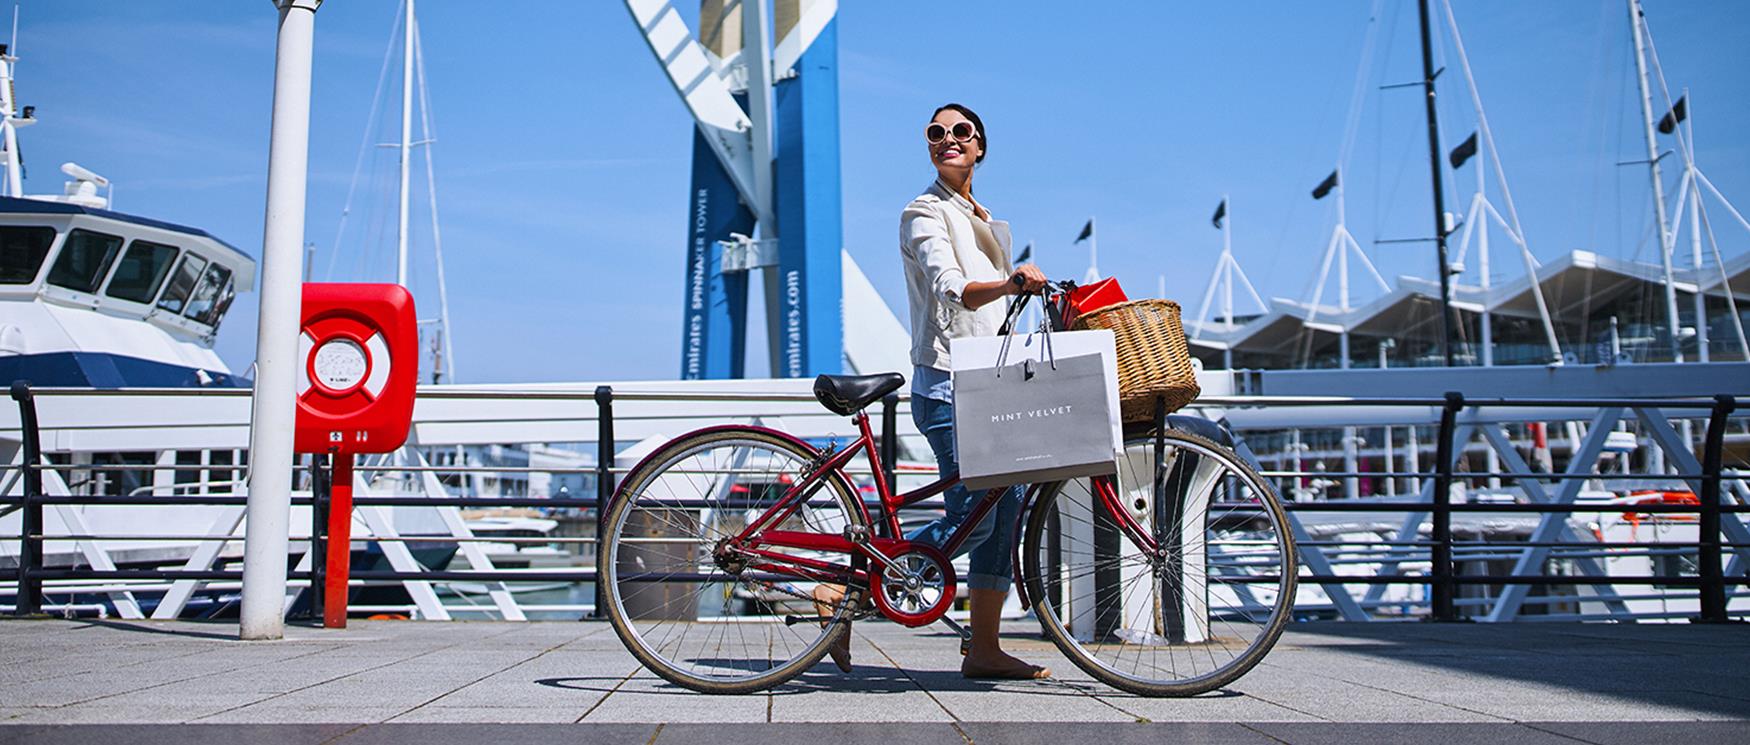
left=899, top=179, right=1013, bottom=371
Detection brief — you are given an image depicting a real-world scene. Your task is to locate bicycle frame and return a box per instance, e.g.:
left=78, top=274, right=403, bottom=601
left=722, top=409, right=1158, bottom=595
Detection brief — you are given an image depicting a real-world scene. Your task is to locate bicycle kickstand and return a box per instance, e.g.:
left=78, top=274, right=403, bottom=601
left=938, top=616, right=974, bottom=656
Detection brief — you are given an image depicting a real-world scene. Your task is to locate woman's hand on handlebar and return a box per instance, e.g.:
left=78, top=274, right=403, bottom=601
left=1009, top=264, right=1048, bottom=294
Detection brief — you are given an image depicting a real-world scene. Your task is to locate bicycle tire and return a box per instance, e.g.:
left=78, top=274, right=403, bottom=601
left=601, top=426, right=867, bottom=694
left=1021, top=428, right=1297, bottom=696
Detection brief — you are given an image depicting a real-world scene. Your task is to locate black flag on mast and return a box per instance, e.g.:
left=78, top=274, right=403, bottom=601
left=1311, top=170, right=1339, bottom=200
left=1658, top=95, right=1687, bottom=135
left=1017, top=242, right=1032, bottom=263
left=1073, top=219, right=1093, bottom=243
left=1449, top=132, right=1478, bottom=169
left=1212, top=199, right=1227, bottom=229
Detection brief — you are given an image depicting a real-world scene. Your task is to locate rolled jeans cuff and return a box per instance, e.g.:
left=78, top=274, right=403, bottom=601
left=966, top=572, right=1011, bottom=592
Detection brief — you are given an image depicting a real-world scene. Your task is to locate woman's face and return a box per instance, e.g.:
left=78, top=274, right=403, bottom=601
left=927, top=109, right=981, bottom=173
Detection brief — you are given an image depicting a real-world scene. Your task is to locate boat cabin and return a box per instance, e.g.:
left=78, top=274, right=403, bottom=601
left=0, top=196, right=255, bottom=386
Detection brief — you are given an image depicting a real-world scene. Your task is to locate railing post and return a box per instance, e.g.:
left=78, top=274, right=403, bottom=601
left=9, top=381, right=43, bottom=616
left=307, top=453, right=329, bottom=621
left=592, top=385, right=615, bottom=620
left=1697, top=394, right=1735, bottom=623
left=1430, top=391, right=1464, bottom=622
left=879, top=393, right=899, bottom=498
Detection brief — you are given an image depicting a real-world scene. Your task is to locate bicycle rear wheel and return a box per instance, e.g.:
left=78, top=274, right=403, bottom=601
left=600, top=426, right=867, bottom=694
left=1021, top=429, right=1296, bottom=696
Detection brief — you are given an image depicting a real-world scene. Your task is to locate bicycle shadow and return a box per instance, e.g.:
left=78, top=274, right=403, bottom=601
left=537, top=659, right=1244, bottom=700
left=535, top=660, right=938, bottom=697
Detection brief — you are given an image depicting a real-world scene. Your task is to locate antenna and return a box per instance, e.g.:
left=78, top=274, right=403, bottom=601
left=10, top=6, right=18, bottom=61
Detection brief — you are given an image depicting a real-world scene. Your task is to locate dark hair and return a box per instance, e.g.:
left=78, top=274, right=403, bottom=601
left=932, top=102, right=986, bottom=164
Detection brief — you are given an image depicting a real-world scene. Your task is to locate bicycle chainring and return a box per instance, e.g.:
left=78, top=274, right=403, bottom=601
left=870, top=542, right=956, bottom=627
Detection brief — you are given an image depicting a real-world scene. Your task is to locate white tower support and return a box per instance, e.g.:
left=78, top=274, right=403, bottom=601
left=241, top=0, right=321, bottom=641
left=742, top=0, right=775, bottom=234
left=396, top=0, right=415, bottom=287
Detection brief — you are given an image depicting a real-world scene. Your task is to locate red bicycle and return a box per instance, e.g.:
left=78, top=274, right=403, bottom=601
left=601, top=287, right=1297, bottom=695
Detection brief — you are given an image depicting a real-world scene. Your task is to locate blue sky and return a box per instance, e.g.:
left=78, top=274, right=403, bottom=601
left=16, top=1, right=1750, bottom=382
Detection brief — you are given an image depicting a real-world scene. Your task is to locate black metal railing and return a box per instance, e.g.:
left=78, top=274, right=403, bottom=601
left=2, top=381, right=1746, bottom=622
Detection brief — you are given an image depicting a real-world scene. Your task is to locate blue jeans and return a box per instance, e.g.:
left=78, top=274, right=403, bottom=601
left=906, top=395, right=1024, bottom=592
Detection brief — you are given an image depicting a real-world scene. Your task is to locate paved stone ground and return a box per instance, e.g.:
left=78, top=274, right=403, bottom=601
left=0, top=619, right=1747, bottom=743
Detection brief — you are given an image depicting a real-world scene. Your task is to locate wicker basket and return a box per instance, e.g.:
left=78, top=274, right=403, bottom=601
left=1071, top=298, right=1201, bottom=422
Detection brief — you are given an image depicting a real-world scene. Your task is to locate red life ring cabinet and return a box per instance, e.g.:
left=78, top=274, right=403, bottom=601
left=294, top=283, right=418, bottom=628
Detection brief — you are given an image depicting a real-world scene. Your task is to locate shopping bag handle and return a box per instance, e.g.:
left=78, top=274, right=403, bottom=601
left=994, top=287, right=1057, bottom=377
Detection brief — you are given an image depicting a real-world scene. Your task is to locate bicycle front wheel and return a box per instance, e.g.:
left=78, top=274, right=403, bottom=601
left=600, top=426, right=867, bottom=694
left=1021, top=429, right=1296, bottom=696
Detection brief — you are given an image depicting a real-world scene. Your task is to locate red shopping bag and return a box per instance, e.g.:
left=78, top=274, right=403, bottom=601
left=1063, top=277, right=1128, bottom=328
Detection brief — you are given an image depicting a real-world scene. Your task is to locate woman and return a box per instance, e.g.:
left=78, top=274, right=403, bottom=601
left=815, top=103, right=1050, bottom=680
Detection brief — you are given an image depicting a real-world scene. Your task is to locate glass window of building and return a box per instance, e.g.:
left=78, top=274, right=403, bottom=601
left=0, top=226, right=58, bottom=284
left=184, top=263, right=233, bottom=325
left=46, top=229, right=124, bottom=293
left=105, top=240, right=180, bottom=304
left=156, top=253, right=208, bottom=314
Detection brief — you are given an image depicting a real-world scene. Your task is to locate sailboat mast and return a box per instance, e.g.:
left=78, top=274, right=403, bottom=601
left=0, top=11, right=22, bottom=199
left=1416, top=0, right=1457, bottom=366
left=1628, top=0, right=1682, bottom=362
left=397, top=0, right=415, bottom=287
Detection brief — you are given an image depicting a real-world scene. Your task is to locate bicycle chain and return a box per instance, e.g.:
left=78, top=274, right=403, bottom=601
left=742, top=577, right=877, bottom=621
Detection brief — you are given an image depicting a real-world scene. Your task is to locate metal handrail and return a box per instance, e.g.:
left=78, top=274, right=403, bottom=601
left=4, top=380, right=1746, bottom=622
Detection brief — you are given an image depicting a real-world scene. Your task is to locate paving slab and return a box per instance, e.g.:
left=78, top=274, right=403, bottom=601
left=1243, top=721, right=1604, bottom=744
left=0, top=724, right=357, bottom=745
left=334, top=723, right=660, bottom=744
left=958, top=721, right=1278, bottom=744
left=655, top=722, right=966, bottom=744
left=1526, top=720, right=1750, bottom=744
left=0, top=618, right=1747, bottom=741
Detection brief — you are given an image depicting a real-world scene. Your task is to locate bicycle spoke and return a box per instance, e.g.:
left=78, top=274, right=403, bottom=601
left=603, top=430, right=868, bottom=692
left=1025, top=430, right=1296, bottom=696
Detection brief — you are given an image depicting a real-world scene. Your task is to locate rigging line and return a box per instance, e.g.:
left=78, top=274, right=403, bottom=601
left=1635, top=8, right=1691, bottom=165
left=413, top=19, right=457, bottom=383
left=1579, top=4, right=1611, bottom=254
left=1336, top=0, right=1388, bottom=169
left=1440, top=0, right=1561, bottom=361
left=1371, top=1, right=1402, bottom=237
left=325, top=1, right=406, bottom=282
left=1693, top=198, right=1750, bottom=360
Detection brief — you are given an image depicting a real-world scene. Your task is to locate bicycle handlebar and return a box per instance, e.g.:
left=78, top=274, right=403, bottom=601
left=1008, top=273, right=1076, bottom=296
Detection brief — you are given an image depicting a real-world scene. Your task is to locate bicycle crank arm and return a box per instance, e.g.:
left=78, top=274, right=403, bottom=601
left=937, top=616, right=973, bottom=656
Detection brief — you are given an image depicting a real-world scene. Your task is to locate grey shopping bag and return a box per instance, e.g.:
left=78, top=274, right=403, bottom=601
left=950, top=329, right=1123, bottom=491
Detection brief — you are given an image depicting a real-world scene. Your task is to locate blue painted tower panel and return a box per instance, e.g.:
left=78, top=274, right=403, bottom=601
left=772, top=17, right=844, bottom=377
left=680, top=127, right=755, bottom=379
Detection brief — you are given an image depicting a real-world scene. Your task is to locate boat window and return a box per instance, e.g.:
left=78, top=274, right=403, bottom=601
left=46, top=229, right=123, bottom=293
left=208, top=279, right=237, bottom=331
left=156, top=253, right=208, bottom=314
left=105, top=240, right=180, bottom=304
left=0, top=225, right=57, bottom=284
left=184, top=262, right=233, bottom=325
